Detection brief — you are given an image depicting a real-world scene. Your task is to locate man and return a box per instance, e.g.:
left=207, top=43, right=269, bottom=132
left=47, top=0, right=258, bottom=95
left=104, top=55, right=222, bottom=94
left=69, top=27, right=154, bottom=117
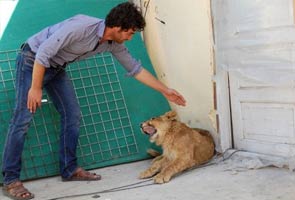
left=2, top=2, right=186, bottom=200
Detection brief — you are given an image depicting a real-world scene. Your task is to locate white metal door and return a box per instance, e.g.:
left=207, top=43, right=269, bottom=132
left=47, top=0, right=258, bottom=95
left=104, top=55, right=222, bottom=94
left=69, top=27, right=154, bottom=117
left=212, top=0, right=295, bottom=156
left=230, top=71, right=295, bottom=157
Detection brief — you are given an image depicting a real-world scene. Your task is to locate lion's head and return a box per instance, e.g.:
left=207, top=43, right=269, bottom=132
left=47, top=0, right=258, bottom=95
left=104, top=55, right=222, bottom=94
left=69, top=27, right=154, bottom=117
left=140, top=111, right=177, bottom=144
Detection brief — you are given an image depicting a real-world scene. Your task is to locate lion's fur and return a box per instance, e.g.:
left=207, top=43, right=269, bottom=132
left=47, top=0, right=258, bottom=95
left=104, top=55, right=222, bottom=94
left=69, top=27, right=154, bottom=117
left=139, top=111, right=215, bottom=184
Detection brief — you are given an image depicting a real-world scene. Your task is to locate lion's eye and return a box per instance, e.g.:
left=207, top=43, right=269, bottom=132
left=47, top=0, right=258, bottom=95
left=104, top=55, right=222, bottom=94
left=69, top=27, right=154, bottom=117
left=150, top=117, right=155, bottom=120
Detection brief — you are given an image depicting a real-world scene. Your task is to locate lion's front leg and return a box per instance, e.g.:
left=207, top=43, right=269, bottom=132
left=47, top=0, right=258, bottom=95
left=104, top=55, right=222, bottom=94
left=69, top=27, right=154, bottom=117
left=151, top=155, right=163, bottom=164
left=153, top=159, right=194, bottom=184
left=139, top=156, right=168, bottom=179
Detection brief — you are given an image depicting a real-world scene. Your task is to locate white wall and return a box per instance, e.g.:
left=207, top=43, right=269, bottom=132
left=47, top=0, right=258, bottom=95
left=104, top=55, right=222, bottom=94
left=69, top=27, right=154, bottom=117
left=136, top=0, right=217, bottom=143
left=0, top=0, right=18, bottom=39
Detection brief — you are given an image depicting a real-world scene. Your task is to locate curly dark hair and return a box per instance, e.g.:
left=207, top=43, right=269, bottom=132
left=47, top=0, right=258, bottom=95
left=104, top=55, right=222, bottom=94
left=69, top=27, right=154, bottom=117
left=105, top=2, right=146, bottom=31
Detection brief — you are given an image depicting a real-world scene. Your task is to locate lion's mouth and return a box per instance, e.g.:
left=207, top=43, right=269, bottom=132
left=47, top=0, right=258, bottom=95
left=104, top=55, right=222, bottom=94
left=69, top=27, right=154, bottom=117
left=140, top=124, right=157, bottom=136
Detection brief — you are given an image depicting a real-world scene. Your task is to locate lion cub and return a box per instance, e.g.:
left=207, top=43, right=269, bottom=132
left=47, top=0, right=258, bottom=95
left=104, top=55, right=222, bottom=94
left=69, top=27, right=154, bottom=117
left=139, top=111, right=215, bottom=184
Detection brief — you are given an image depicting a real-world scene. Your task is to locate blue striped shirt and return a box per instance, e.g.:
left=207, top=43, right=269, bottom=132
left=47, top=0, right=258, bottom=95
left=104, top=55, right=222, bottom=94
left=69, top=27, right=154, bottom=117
left=27, top=14, right=142, bottom=76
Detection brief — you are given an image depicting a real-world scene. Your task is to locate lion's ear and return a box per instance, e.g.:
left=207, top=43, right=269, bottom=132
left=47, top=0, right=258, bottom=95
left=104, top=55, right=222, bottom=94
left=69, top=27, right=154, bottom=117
left=165, top=110, right=177, bottom=120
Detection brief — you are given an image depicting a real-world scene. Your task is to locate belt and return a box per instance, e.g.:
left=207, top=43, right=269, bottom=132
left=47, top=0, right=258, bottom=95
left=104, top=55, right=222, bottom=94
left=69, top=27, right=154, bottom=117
left=20, top=43, right=36, bottom=55
left=20, top=43, right=68, bottom=69
left=20, top=43, right=67, bottom=69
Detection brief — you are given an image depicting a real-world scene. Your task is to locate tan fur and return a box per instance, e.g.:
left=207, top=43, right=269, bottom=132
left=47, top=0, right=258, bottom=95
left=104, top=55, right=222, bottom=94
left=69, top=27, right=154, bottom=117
left=139, top=111, right=215, bottom=184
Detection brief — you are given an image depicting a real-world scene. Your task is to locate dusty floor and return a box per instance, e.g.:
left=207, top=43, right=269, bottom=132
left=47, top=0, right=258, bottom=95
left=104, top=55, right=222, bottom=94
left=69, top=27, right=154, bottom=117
left=1, top=152, right=295, bottom=200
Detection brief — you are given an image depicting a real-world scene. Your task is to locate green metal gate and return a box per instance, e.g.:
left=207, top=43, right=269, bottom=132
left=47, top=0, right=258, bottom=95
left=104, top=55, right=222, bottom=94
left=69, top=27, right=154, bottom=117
left=0, top=0, right=170, bottom=183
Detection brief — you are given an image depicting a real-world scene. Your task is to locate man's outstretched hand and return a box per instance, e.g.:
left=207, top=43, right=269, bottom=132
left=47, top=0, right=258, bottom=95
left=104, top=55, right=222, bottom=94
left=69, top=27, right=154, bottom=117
left=162, top=88, right=186, bottom=106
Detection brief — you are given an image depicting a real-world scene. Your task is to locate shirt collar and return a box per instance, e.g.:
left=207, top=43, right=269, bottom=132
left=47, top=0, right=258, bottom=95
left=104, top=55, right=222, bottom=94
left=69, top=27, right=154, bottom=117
left=97, top=20, right=106, bottom=42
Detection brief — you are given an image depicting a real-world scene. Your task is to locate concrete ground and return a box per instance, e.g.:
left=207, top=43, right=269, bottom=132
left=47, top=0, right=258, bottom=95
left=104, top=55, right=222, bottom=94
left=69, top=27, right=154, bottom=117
left=1, top=152, right=295, bottom=200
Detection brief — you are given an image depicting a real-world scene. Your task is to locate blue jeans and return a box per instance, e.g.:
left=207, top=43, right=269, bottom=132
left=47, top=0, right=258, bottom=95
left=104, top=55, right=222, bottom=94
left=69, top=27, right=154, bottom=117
left=2, top=44, right=81, bottom=185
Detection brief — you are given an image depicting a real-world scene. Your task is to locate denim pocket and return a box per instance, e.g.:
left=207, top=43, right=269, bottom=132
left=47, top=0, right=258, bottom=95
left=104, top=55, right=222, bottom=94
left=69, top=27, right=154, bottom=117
left=18, top=53, right=34, bottom=74
left=23, top=55, right=35, bottom=66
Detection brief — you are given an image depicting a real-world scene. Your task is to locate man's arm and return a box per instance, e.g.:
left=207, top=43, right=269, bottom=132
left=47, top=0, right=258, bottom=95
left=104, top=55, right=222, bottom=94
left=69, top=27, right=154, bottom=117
left=27, top=61, right=46, bottom=113
left=134, top=68, right=186, bottom=106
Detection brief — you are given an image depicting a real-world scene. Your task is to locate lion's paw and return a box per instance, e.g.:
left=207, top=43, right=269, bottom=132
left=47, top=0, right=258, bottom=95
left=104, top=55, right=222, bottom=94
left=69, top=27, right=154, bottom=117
left=139, top=170, right=153, bottom=179
left=153, top=174, right=171, bottom=184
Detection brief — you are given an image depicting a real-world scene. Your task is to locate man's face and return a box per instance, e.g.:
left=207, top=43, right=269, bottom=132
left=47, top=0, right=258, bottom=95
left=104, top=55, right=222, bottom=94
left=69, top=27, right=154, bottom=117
left=113, top=28, right=136, bottom=43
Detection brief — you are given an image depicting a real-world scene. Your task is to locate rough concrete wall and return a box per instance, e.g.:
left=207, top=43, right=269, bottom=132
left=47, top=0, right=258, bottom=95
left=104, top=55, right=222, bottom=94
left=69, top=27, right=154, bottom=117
left=135, top=0, right=217, bottom=144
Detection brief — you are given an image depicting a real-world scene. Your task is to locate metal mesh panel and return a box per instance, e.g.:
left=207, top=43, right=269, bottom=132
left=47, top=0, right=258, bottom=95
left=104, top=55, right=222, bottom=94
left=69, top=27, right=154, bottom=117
left=0, top=49, right=139, bottom=182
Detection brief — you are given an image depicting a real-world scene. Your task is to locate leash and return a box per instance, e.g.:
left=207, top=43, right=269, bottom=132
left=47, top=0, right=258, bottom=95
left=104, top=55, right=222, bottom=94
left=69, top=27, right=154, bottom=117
left=45, top=178, right=155, bottom=200
left=46, top=149, right=241, bottom=200
left=172, top=148, right=243, bottom=177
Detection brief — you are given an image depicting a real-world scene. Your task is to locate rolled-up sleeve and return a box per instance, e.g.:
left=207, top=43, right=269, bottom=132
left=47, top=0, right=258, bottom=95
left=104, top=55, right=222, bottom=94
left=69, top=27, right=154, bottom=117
left=111, top=44, right=143, bottom=77
left=34, top=23, right=83, bottom=68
